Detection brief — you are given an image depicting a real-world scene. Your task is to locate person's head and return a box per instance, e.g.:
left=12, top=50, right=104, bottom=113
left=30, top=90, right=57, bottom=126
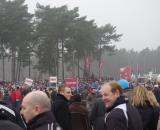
left=20, top=90, right=51, bottom=123
left=117, top=79, right=129, bottom=89
left=100, top=81, right=123, bottom=107
left=58, top=85, right=72, bottom=100
left=132, top=86, right=148, bottom=107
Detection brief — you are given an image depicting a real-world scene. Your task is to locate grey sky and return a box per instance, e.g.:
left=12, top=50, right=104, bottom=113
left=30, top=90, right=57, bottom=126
left=25, top=0, right=160, bottom=51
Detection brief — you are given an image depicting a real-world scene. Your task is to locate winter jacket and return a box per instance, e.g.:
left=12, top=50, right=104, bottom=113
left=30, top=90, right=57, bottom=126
left=52, top=94, right=72, bottom=130
left=135, top=102, right=160, bottom=130
left=27, top=111, right=61, bottom=130
left=69, top=102, right=91, bottom=130
left=0, top=120, right=24, bottom=130
left=153, top=87, right=160, bottom=104
left=105, top=96, right=143, bottom=130
left=0, top=101, right=25, bottom=129
left=89, top=98, right=106, bottom=130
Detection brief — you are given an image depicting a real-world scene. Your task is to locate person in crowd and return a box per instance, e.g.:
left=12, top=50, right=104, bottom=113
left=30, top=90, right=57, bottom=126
left=50, top=88, right=57, bottom=103
left=52, top=85, right=72, bottom=130
left=117, top=79, right=132, bottom=103
left=86, top=88, right=97, bottom=113
left=89, top=97, right=106, bottom=130
left=69, top=94, right=91, bottom=130
left=152, top=80, right=160, bottom=104
left=100, top=81, right=143, bottom=130
left=15, top=87, right=23, bottom=110
left=0, top=89, right=25, bottom=129
left=132, top=86, right=160, bottom=130
left=10, top=88, right=16, bottom=107
left=20, top=90, right=61, bottom=130
left=0, top=120, right=25, bottom=130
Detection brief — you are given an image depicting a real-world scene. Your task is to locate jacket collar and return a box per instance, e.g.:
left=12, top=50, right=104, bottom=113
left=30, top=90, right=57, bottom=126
left=28, top=111, right=56, bottom=129
left=55, top=94, right=68, bottom=102
left=106, top=95, right=128, bottom=112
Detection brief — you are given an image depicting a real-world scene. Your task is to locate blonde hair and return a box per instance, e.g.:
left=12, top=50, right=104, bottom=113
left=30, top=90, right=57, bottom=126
left=132, top=86, right=159, bottom=107
left=132, top=86, right=148, bottom=107
left=147, top=91, right=159, bottom=107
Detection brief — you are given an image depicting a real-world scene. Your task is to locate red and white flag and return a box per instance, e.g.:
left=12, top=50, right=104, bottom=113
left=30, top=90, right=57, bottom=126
left=120, top=65, right=132, bottom=80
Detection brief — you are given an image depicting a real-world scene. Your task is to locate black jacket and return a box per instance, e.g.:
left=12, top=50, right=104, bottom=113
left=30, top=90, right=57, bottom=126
left=52, top=94, right=72, bottom=130
left=105, top=96, right=143, bottom=130
left=0, top=120, right=24, bottom=130
left=0, top=101, right=25, bottom=129
left=89, top=98, right=106, bottom=130
left=153, top=87, right=160, bottom=104
left=136, top=102, right=160, bottom=130
left=27, top=111, right=60, bottom=130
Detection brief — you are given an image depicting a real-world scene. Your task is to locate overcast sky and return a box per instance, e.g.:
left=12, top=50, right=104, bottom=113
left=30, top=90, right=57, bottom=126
left=25, top=0, right=160, bottom=51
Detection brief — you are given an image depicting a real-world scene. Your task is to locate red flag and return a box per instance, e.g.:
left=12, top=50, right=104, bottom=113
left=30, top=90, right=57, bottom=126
left=98, top=61, right=104, bottom=80
left=84, top=56, right=92, bottom=72
left=120, top=65, right=132, bottom=80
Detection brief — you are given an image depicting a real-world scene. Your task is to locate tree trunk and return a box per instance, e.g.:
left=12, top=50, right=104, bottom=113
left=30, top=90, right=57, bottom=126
left=11, top=51, right=16, bottom=82
left=18, top=58, right=21, bottom=81
left=56, top=41, right=59, bottom=80
left=77, top=53, right=80, bottom=78
left=15, top=58, right=19, bottom=81
left=61, top=40, right=64, bottom=81
left=2, top=56, right=5, bottom=81
left=29, top=55, right=31, bottom=78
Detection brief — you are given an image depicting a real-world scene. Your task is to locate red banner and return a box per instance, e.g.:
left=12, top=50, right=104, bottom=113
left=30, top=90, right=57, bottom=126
left=84, top=56, right=92, bottom=72
left=120, top=65, right=132, bottom=80
left=65, top=78, right=78, bottom=87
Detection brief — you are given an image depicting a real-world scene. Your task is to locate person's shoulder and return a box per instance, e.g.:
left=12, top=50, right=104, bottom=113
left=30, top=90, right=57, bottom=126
left=110, top=108, right=126, bottom=118
left=105, top=108, right=127, bottom=127
left=0, top=120, right=24, bottom=130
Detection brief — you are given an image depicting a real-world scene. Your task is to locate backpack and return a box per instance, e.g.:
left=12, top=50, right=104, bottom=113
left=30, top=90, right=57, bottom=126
left=105, top=103, right=143, bottom=130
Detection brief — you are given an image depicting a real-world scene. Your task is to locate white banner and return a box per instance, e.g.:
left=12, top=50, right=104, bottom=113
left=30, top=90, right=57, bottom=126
left=49, top=76, right=57, bottom=83
left=24, top=78, right=33, bottom=86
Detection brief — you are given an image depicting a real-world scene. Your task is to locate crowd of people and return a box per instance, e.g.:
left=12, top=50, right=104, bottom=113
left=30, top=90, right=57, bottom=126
left=0, top=78, right=160, bottom=130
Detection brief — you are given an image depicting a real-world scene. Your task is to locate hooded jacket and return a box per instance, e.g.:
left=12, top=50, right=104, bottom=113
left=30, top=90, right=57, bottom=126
left=0, top=100, right=25, bottom=128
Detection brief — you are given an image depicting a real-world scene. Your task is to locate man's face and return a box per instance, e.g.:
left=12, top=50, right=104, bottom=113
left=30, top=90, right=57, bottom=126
left=20, top=98, right=35, bottom=123
left=63, top=87, right=72, bottom=100
left=100, top=84, right=119, bottom=108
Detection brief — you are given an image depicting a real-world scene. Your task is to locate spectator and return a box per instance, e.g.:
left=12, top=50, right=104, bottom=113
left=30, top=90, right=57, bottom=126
left=86, top=88, right=97, bottom=113
left=52, top=85, right=72, bottom=130
left=0, top=120, right=24, bottom=130
left=20, top=90, right=61, bottom=130
left=152, top=80, right=160, bottom=104
left=69, top=94, right=91, bottom=130
left=0, top=89, right=25, bottom=129
left=15, top=87, right=22, bottom=110
left=89, top=98, right=106, bottom=130
left=10, top=88, right=16, bottom=107
left=132, top=86, right=159, bottom=130
left=100, top=81, right=143, bottom=130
